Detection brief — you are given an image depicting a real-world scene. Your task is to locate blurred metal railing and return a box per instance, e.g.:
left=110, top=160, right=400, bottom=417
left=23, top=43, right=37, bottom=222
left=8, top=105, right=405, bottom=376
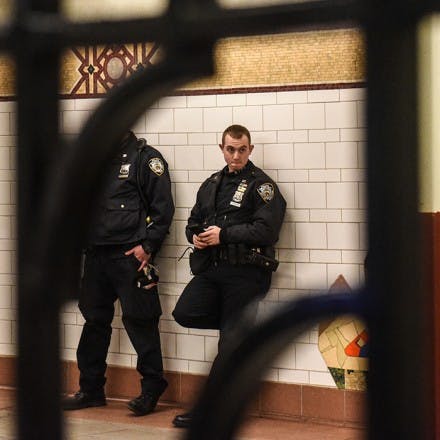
left=2, top=0, right=436, bottom=438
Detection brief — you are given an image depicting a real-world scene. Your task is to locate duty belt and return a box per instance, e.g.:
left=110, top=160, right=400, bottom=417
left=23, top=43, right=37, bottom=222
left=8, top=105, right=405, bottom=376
left=216, top=244, right=279, bottom=272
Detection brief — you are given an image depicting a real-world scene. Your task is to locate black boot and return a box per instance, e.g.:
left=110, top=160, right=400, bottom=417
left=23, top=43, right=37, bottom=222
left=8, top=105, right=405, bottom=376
left=62, top=390, right=106, bottom=410
left=127, top=392, right=159, bottom=416
left=172, top=411, right=192, bottom=428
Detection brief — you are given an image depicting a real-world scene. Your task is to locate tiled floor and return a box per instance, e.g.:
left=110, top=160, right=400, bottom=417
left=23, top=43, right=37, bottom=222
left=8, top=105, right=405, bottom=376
left=0, top=387, right=365, bottom=439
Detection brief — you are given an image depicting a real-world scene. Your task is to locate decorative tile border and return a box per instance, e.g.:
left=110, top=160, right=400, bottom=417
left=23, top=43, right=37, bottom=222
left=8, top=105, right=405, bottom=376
left=0, top=28, right=365, bottom=100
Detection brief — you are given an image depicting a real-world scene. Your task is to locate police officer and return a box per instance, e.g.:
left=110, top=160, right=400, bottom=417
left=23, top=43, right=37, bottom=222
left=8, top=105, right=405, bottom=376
left=172, top=124, right=286, bottom=428
left=62, top=131, right=174, bottom=416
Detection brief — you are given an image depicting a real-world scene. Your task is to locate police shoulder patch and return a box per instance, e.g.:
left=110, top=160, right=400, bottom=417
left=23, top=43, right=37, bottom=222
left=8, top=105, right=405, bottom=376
left=257, top=182, right=275, bottom=203
left=148, top=157, right=165, bottom=176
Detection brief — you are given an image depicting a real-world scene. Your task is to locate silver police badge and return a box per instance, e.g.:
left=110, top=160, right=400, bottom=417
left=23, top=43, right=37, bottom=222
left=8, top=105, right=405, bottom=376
left=118, top=163, right=131, bottom=179
left=257, top=183, right=274, bottom=203
left=148, top=158, right=165, bottom=176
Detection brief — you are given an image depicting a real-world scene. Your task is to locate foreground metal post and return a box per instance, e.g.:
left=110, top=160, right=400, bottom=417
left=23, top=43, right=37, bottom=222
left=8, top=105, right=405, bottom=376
left=365, top=3, right=431, bottom=438
left=15, top=0, right=63, bottom=438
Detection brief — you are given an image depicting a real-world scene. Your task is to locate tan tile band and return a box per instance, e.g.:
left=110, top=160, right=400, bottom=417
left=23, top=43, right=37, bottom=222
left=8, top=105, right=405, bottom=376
left=0, top=28, right=365, bottom=99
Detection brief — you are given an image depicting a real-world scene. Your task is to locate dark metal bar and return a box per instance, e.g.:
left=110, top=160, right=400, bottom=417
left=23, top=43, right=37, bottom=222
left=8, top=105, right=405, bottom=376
left=15, top=0, right=64, bottom=438
left=365, top=1, right=431, bottom=438
left=186, top=292, right=364, bottom=440
left=10, top=0, right=365, bottom=49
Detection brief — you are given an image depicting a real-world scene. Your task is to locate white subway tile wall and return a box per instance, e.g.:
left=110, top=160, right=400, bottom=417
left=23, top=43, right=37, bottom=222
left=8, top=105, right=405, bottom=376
left=0, top=89, right=367, bottom=388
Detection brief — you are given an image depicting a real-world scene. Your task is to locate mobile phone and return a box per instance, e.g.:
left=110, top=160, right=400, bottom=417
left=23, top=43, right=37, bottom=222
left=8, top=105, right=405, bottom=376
left=188, top=224, right=205, bottom=235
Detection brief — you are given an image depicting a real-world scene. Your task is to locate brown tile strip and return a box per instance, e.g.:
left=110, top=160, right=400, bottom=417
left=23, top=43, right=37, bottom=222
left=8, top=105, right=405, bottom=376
left=0, top=356, right=366, bottom=426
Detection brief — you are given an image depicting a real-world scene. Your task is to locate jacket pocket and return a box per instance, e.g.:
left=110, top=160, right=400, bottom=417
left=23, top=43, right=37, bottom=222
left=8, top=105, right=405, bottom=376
left=103, top=200, right=142, bottom=235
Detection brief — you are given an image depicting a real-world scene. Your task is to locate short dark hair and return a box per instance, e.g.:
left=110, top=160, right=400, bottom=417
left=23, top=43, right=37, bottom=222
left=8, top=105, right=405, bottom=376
left=221, top=124, right=251, bottom=145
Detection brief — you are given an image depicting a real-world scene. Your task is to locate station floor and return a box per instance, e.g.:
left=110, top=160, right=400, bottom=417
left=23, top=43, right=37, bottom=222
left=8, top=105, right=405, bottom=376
left=0, top=387, right=365, bottom=439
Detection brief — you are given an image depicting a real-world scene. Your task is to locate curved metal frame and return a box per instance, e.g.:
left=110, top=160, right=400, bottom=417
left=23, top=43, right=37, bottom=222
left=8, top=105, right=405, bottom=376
left=187, top=291, right=365, bottom=440
left=1, top=0, right=437, bottom=438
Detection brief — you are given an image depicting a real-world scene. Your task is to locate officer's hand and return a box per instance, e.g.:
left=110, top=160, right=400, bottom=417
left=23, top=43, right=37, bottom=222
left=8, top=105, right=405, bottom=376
left=125, top=245, right=151, bottom=271
left=193, top=234, right=209, bottom=249
left=198, top=226, right=221, bottom=247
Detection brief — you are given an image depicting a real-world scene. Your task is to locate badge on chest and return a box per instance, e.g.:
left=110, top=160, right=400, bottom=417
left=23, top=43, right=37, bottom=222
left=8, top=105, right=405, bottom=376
left=118, top=163, right=131, bottom=179
left=230, top=179, right=248, bottom=207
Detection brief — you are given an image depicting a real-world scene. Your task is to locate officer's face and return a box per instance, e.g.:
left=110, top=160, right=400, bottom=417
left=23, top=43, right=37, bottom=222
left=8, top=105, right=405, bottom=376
left=220, top=134, right=254, bottom=172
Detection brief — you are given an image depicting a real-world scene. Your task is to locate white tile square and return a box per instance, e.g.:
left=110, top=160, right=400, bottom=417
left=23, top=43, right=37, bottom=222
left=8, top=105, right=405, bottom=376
left=216, top=93, right=246, bottom=106
left=187, top=95, right=216, bottom=107
left=294, top=143, right=325, bottom=169
left=188, top=132, right=217, bottom=145
left=325, top=102, right=358, bottom=128
left=294, top=183, right=326, bottom=209
left=263, top=104, right=294, bottom=130
left=177, top=333, right=205, bottom=360
left=278, top=130, right=308, bottom=143
left=203, top=107, right=233, bottom=132
left=340, top=88, right=366, bottom=101
left=294, top=103, right=325, bottom=129
left=308, top=129, right=339, bottom=143
left=174, top=108, right=203, bottom=132
left=175, top=146, right=204, bottom=170
left=175, top=182, right=202, bottom=208
left=263, top=143, right=294, bottom=169
left=295, top=343, right=328, bottom=371
left=233, top=106, right=263, bottom=131
left=308, top=89, right=339, bottom=102
left=295, top=263, right=327, bottom=290
left=309, top=170, right=340, bottom=182
left=327, top=223, right=360, bottom=250
left=295, top=223, right=326, bottom=249
left=341, top=128, right=366, bottom=142
left=247, top=92, right=277, bottom=105
left=327, top=182, right=358, bottom=208
left=276, top=90, right=308, bottom=104
left=145, top=108, right=174, bottom=133
left=326, top=142, right=358, bottom=168
left=278, top=368, right=309, bottom=384
left=159, top=133, right=188, bottom=145
left=310, top=250, right=341, bottom=263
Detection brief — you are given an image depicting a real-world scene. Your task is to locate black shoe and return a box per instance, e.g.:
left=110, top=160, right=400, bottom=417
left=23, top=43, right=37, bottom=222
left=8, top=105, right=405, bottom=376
left=127, top=393, right=159, bottom=416
left=61, top=390, right=106, bottom=411
left=172, top=411, right=192, bottom=428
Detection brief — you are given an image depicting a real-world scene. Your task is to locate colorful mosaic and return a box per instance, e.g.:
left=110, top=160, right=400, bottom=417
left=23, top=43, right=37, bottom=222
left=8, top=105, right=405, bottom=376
left=0, top=28, right=365, bottom=99
left=318, top=275, right=369, bottom=391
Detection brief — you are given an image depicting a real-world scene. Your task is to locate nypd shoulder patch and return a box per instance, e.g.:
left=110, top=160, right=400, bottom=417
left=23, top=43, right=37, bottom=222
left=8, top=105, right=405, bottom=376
left=257, top=183, right=274, bottom=203
left=148, top=157, right=165, bottom=176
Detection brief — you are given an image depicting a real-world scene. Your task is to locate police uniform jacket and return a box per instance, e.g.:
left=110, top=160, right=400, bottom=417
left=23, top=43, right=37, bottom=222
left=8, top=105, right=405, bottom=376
left=89, top=132, right=174, bottom=255
left=186, top=160, right=286, bottom=254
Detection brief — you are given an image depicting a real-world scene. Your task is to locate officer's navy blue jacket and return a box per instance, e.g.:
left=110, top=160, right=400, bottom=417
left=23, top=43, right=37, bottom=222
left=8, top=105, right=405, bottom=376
left=186, top=160, right=286, bottom=250
left=89, top=132, right=174, bottom=255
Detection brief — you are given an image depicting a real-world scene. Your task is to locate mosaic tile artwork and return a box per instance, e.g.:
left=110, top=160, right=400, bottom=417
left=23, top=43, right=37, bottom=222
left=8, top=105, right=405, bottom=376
left=0, top=28, right=365, bottom=99
left=318, top=275, right=369, bottom=391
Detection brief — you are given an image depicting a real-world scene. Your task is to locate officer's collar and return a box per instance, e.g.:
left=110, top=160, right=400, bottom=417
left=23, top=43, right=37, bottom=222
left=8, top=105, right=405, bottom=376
left=222, top=160, right=253, bottom=177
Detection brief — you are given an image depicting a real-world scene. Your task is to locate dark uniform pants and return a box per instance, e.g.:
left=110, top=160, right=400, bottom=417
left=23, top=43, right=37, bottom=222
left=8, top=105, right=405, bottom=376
left=172, top=263, right=270, bottom=353
left=77, top=245, right=167, bottom=397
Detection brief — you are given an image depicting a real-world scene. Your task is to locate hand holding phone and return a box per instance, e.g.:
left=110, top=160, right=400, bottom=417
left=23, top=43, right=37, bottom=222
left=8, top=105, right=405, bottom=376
left=188, top=224, right=206, bottom=235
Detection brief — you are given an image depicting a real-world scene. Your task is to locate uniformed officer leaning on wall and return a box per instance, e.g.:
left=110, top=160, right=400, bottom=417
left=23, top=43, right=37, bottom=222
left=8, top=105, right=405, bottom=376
left=62, top=131, right=174, bottom=416
left=172, top=124, right=286, bottom=428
